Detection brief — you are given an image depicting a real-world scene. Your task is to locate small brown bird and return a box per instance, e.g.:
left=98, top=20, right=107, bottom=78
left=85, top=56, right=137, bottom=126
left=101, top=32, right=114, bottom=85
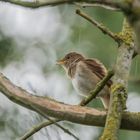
left=57, top=52, right=112, bottom=109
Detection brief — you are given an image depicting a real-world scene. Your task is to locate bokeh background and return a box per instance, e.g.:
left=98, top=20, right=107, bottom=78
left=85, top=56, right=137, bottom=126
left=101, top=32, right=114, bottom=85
left=0, top=2, right=140, bottom=140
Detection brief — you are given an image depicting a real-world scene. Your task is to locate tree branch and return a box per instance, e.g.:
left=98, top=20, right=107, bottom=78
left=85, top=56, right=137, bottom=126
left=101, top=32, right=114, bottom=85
left=75, top=2, right=120, bottom=11
left=100, top=19, right=135, bottom=140
left=0, top=0, right=123, bottom=9
left=123, top=0, right=140, bottom=50
left=19, top=119, right=60, bottom=140
left=76, top=9, right=122, bottom=45
left=0, top=73, right=140, bottom=131
left=1, top=0, right=70, bottom=8
left=41, top=116, right=79, bottom=140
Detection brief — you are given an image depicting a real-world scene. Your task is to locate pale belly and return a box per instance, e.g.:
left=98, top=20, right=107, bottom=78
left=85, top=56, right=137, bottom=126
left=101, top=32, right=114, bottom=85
left=72, top=69, right=100, bottom=97
left=70, top=61, right=110, bottom=109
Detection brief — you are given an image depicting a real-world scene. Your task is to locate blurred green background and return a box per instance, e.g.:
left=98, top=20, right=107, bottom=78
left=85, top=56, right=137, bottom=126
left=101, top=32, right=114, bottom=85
left=0, top=3, right=140, bottom=140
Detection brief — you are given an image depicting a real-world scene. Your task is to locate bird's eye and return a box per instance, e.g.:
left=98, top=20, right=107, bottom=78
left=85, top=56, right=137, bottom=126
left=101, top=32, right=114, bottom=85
left=67, top=56, right=70, bottom=59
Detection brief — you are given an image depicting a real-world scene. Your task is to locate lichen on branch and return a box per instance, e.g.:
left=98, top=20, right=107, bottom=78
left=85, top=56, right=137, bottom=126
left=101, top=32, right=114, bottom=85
left=100, top=19, right=135, bottom=140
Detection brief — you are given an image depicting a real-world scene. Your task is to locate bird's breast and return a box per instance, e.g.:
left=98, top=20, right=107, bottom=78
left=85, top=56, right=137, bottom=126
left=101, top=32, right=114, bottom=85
left=71, top=62, right=98, bottom=97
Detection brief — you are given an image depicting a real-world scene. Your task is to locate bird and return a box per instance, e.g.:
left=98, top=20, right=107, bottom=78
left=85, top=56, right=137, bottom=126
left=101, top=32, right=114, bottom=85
left=57, top=52, right=112, bottom=109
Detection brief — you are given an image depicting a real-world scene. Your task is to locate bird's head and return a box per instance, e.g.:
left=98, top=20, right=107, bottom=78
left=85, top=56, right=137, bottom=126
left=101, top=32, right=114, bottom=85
left=57, top=52, right=84, bottom=70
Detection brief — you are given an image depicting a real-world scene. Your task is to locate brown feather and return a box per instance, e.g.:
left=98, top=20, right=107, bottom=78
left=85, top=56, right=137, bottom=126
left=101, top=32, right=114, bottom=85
left=84, top=59, right=112, bottom=87
left=67, top=57, right=84, bottom=78
left=68, top=64, right=76, bottom=78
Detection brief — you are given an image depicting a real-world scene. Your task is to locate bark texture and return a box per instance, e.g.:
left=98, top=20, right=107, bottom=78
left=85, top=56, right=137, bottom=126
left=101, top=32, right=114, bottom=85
left=0, top=73, right=140, bottom=131
left=100, top=20, right=134, bottom=140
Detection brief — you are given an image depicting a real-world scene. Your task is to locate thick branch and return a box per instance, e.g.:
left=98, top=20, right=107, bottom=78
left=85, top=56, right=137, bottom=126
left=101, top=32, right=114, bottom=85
left=115, top=0, right=140, bottom=50
left=0, top=73, right=140, bottom=131
left=100, top=20, right=134, bottom=140
left=1, top=0, right=70, bottom=8
left=0, top=0, right=123, bottom=9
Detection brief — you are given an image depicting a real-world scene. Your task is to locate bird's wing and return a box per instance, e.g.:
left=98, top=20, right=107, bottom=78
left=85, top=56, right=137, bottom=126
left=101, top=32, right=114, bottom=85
left=84, top=59, right=112, bottom=87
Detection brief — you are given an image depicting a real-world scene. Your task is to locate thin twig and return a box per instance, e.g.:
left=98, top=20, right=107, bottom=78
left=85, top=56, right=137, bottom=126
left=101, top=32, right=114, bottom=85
left=19, top=119, right=60, bottom=140
left=43, top=116, right=79, bottom=140
left=76, top=8, right=138, bottom=57
left=76, top=9, right=122, bottom=45
left=74, top=2, right=120, bottom=11
left=22, top=106, right=80, bottom=140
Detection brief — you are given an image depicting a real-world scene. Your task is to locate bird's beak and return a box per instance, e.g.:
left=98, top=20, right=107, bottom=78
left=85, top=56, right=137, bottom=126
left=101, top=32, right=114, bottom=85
left=56, top=59, right=66, bottom=65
